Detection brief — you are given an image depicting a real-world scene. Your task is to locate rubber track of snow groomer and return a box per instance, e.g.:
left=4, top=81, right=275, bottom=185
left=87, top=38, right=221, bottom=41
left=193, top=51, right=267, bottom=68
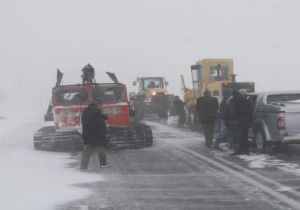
left=108, top=122, right=153, bottom=149
left=33, top=126, right=83, bottom=151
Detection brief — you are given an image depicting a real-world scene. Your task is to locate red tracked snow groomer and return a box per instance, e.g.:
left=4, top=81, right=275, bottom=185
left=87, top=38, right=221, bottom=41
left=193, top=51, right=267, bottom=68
left=33, top=65, right=153, bottom=151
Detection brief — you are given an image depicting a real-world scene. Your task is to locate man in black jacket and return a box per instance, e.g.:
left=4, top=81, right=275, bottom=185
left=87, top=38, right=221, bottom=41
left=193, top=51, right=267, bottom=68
left=80, top=102, right=109, bottom=169
left=226, top=89, right=252, bottom=155
left=196, top=90, right=219, bottom=148
left=173, top=96, right=186, bottom=127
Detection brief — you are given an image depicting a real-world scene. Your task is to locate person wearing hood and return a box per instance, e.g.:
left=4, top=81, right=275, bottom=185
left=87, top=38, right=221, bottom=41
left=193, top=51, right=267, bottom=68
left=80, top=101, right=109, bottom=169
left=195, top=90, right=219, bottom=148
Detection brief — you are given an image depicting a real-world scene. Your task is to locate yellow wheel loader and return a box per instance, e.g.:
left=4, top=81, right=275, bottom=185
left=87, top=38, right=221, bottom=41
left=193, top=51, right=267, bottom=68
left=132, top=77, right=170, bottom=119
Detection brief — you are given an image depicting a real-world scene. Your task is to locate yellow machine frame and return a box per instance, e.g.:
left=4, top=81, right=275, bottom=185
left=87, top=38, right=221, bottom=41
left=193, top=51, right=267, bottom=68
left=191, top=59, right=234, bottom=100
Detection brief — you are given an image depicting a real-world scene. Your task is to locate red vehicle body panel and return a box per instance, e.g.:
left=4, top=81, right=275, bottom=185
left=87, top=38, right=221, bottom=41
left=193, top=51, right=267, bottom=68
left=52, top=83, right=129, bottom=132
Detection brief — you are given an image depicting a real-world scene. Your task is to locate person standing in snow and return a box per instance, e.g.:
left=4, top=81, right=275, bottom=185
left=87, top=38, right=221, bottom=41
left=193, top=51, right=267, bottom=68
left=173, top=96, right=186, bottom=127
left=226, top=89, right=252, bottom=155
left=80, top=101, right=109, bottom=169
left=195, top=90, right=219, bottom=148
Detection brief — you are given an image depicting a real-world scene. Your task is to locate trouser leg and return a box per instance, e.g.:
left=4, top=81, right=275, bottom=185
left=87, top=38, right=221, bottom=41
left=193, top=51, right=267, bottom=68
left=177, top=113, right=185, bottom=127
left=215, top=120, right=226, bottom=146
left=227, top=126, right=234, bottom=145
left=232, top=126, right=240, bottom=154
left=238, top=127, right=249, bottom=153
left=209, top=122, right=215, bottom=146
left=244, top=131, right=249, bottom=153
left=80, top=145, right=93, bottom=169
left=96, top=146, right=107, bottom=165
left=208, top=122, right=215, bottom=147
left=202, top=122, right=214, bottom=148
left=201, top=123, right=209, bottom=146
left=236, top=128, right=242, bottom=154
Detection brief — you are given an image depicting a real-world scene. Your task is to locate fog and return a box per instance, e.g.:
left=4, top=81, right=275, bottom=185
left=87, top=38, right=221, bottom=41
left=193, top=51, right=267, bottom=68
left=1, top=0, right=300, bottom=119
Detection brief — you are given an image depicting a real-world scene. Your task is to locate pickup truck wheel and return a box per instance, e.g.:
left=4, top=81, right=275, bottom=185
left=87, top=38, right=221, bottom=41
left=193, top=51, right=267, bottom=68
left=255, top=130, right=267, bottom=152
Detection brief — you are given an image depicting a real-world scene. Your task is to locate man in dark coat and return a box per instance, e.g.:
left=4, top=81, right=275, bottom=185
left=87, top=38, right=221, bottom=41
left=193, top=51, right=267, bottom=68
left=226, top=89, right=252, bottom=155
left=195, top=90, right=219, bottom=148
left=80, top=102, right=109, bottom=169
left=173, top=96, right=186, bottom=127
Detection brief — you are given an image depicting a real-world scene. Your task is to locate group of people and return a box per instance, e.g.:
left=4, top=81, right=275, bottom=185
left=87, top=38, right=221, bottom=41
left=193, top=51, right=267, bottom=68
left=79, top=88, right=253, bottom=170
left=196, top=89, right=253, bottom=155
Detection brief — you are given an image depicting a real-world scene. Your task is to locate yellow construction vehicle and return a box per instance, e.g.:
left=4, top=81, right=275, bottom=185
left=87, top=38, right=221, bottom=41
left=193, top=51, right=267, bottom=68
left=182, top=58, right=255, bottom=127
left=132, top=77, right=169, bottom=119
left=133, top=77, right=168, bottom=100
left=191, top=59, right=233, bottom=99
left=190, top=58, right=254, bottom=99
left=181, top=75, right=196, bottom=125
left=181, top=75, right=195, bottom=107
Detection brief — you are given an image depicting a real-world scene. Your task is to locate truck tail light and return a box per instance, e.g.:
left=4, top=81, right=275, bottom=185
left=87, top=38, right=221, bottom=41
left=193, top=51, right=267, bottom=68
left=277, top=115, right=286, bottom=130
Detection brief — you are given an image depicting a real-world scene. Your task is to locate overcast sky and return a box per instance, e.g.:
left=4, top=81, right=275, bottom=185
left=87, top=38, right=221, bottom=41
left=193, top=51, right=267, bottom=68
left=1, top=0, right=300, bottom=117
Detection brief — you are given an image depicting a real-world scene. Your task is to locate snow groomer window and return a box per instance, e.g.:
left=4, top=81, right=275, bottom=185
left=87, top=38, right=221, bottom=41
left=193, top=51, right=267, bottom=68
left=54, top=88, right=88, bottom=105
left=93, top=86, right=126, bottom=104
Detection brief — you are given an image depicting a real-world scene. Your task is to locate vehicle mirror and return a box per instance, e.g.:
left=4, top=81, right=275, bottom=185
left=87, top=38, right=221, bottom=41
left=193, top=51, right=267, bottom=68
left=165, top=81, right=169, bottom=86
left=133, top=81, right=137, bottom=86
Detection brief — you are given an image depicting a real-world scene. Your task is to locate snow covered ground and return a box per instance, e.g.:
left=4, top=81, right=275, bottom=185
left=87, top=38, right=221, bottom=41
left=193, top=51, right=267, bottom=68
left=164, top=117, right=300, bottom=178
left=0, top=116, right=104, bottom=210
left=238, top=154, right=300, bottom=176
left=166, top=116, right=179, bottom=126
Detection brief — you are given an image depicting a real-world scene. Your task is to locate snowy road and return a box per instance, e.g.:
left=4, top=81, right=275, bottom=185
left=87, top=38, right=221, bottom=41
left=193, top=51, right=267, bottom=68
left=0, top=119, right=103, bottom=210
left=2, top=118, right=300, bottom=210
left=57, top=121, right=300, bottom=210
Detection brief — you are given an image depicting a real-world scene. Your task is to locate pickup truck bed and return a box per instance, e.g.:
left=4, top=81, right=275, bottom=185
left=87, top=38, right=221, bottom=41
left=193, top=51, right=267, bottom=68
left=248, top=91, right=300, bottom=151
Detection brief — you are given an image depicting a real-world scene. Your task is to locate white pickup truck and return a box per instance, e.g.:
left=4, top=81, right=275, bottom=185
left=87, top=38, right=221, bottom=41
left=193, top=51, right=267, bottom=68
left=248, top=91, right=300, bottom=151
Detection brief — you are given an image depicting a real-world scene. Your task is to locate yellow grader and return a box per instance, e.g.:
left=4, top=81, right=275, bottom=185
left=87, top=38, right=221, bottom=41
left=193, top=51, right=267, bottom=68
left=182, top=58, right=255, bottom=127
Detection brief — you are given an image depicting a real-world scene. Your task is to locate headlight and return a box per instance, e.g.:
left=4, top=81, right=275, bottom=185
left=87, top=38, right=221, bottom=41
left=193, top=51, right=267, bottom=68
left=152, top=92, right=157, bottom=96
